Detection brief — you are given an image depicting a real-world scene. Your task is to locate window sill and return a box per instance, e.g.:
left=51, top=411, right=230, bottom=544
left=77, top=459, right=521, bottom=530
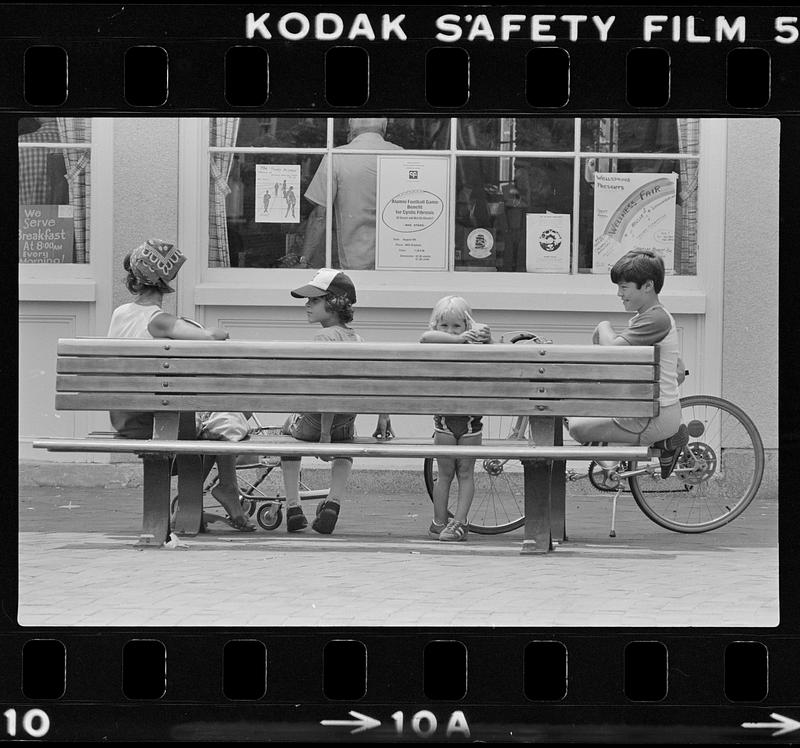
left=18, top=278, right=96, bottom=302
left=195, top=273, right=707, bottom=314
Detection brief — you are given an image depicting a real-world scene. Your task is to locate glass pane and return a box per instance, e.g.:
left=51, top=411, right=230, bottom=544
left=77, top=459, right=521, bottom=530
left=578, top=158, right=698, bottom=276
left=219, top=117, right=327, bottom=148
left=333, top=117, right=450, bottom=149
left=18, top=116, right=91, bottom=143
left=210, top=152, right=323, bottom=268
left=458, top=118, right=574, bottom=151
left=455, top=156, right=574, bottom=272
left=580, top=117, right=694, bottom=154
left=19, top=143, right=90, bottom=264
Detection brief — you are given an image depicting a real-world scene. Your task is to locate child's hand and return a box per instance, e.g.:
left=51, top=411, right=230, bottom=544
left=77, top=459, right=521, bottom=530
left=210, top=328, right=230, bottom=341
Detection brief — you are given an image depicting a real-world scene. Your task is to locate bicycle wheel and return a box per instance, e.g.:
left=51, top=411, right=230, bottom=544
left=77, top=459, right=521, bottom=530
left=423, top=415, right=527, bottom=534
left=628, top=395, right=764, bottom=533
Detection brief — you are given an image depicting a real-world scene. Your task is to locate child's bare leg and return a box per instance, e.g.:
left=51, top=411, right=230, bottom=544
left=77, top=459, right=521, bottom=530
left=280, top=458, right=302, bottom=509
left=453, top=457, right=477, bottom=524
left=432, top=431, right=457, bottom=524
left=328, top=458, right=353, bottom=504
left=210, top=454, right=248, bottom=521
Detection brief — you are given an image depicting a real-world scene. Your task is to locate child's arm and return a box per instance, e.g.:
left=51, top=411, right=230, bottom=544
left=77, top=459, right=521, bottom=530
left=592, top=321, right=628, bottom=346
left=148, top=312, right=229, bottom=340
left=420, top=330, right=470, bottom=344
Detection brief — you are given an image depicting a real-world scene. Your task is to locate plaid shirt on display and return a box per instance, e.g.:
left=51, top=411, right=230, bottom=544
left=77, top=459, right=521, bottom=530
left=18, top=118, right=61, bottom=204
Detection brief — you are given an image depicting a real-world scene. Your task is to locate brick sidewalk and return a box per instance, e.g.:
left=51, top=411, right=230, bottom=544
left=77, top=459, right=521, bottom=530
left=17, top=485, right=779, bottom=628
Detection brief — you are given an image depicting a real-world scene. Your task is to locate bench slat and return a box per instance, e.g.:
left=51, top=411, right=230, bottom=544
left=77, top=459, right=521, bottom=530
left=57, top=357, right=657, bottom=383
left=58, top=338, right=658, bottom=364
left=55, top=392, right=658, bottom=417
left=32, top=437, right=654, bottom=461
left=57, top=374, right=659, bottom=401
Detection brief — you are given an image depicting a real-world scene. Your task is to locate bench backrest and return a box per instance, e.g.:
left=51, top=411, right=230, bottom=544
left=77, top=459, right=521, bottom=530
left=55, top=338, right=660, bottom=418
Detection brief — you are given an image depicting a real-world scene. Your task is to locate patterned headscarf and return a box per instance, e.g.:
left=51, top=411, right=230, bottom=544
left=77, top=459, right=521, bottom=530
left=128, top=239, right=186, bottom=293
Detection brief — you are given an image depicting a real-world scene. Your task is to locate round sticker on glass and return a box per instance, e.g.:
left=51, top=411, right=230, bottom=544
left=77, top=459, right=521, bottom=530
left=539, top=229, right=562, bottom=252
left=467, top=228, right=494, bottom=259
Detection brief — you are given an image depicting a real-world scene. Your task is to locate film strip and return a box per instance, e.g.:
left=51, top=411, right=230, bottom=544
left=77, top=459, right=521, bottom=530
left=6, top=2, right=798, bottom=743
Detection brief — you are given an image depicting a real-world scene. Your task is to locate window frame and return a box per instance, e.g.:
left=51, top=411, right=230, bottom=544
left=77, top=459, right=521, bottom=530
left=181, top=117, right=725, bottom=315
left=18, top=118, right=114, bottom=319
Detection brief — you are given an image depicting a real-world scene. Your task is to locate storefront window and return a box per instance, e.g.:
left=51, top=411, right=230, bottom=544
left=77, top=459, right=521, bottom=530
left=18, top=117, right=92, bottom=264
left=207, top=116, right=700, bottom=275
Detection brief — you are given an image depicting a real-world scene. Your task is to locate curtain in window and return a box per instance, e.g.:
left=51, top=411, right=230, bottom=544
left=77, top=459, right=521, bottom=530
left=56, top=118, right=91, bottom=263
left=208, top=117, right=240, bottom=267
left=677, top=118, right=700, bottom=275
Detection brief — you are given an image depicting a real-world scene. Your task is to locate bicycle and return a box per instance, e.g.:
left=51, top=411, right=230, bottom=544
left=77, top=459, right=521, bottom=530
left=171, top=414, right=329, bottom=531
left=422, top=332, right=765, bottom=537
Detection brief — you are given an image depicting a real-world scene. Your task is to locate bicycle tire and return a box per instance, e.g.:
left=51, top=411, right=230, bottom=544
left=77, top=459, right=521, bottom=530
left=628, top=395, right=765, bottom=533
left=423, top=415, right=527, bottom=534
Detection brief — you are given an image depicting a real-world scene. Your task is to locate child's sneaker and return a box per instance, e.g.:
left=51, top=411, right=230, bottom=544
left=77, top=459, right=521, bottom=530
left=439, top=519, right=468, bottom=542
left=657, top=424, right=689, bottom=479
left=312, top=500, right=340, bottom=534
left=286, top=505, right=308, bottom=532
left=428, top=520, right=446, bottom=538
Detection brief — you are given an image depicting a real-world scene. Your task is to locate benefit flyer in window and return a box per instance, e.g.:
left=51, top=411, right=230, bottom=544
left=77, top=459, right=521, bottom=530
left=254, top=164, right=300, bottom=223
left=375, top=155, right=449, bottom=270
left=592, top=172, right=678, bottom=273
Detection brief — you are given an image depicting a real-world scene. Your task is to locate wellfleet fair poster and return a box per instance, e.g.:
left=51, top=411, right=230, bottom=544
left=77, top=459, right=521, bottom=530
left=592, top=172, right=678, bottom=273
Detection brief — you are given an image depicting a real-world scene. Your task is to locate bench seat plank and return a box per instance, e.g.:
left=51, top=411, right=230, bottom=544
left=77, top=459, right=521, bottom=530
left=59, top=338, right=658, bottom=364
left=32, top=436, right=653, bottom=461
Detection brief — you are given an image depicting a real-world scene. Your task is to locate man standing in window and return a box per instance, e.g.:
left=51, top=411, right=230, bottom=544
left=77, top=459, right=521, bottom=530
left=300, top=117, right=403, bottom=270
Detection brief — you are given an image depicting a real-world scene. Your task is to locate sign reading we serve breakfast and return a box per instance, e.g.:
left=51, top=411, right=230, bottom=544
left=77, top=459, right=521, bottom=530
left=19, top=205, right=74, bottom=263
left=592, top=172, right=678, bottom=274
left=375, top=155, right=449, bottom=270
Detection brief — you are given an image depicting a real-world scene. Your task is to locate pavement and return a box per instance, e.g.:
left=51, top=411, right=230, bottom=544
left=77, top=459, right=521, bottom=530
left=16, top=464, right=779, bottom=629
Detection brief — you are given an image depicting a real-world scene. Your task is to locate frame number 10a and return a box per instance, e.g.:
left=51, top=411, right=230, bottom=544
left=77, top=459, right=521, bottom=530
left=4, top=708, right=51, bottom=738
left=393, top=710, right=470, bottom=738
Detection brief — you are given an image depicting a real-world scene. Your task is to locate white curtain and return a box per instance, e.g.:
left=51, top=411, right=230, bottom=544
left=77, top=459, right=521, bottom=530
left=208, top=117, right=240, bottom=267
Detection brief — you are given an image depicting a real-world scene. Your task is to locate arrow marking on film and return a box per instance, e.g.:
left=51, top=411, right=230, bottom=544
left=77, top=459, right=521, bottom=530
left=321, top=710, right=381, bottom=734
left=742, top=713, right=800, bottom=737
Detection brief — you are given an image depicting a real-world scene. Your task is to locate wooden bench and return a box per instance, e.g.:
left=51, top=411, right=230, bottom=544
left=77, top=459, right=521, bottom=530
left=33, top=337, right=659, bottom=552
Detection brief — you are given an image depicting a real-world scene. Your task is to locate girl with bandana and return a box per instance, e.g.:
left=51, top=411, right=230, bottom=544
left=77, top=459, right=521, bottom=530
left=107, top=239, right=256, bottom=532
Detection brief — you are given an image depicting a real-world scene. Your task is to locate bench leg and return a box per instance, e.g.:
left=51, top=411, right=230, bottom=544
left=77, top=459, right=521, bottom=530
left=521, top=458, right=553, bottom=554
left=551, top=418, right=567, bottom=543
left=139, top=454, right=172, bottom=547
left=173, top=455, right=205, bottom=536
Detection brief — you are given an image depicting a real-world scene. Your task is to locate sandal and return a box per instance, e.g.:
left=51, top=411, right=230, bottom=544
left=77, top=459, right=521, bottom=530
left=312, top=500, right=340, bottom=534
left=210, top=487, right=257, bottom=532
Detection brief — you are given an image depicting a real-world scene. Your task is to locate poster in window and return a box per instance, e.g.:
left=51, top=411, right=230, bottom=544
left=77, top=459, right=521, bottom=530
left=255, top=164, right=300, bottom=224
left=592, top=172, right=677, bottom=274
left=375, top=155, right=449, bottom=270
left=18, top=205, right=74, bottom=263
left=526, top=213, right=571, bottom=273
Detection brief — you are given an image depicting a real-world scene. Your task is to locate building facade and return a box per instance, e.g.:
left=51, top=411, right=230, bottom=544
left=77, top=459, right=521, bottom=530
left=18, top=117, right=778, bottom=480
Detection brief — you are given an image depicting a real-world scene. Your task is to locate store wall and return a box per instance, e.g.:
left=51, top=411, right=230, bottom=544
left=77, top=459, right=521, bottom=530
left=111, top=118, right=180, bottom=316
left=722, top=119, right=779, bottom=450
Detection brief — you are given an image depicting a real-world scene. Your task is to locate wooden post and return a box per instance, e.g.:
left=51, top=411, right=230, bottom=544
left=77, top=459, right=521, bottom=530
left=173, top=412, right=204, bottom=535
left=139, top=454, right=172, bottom=546
left=550, top=417, right=567, bottom=543
left=521, top=416, right=554, bottom=555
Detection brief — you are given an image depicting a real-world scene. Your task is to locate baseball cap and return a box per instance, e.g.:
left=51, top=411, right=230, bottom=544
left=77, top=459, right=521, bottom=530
left=291, top=268, right=357, bottom=304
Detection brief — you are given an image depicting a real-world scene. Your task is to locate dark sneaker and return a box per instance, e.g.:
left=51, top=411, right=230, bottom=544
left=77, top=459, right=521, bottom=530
left=286, top=505, right=308, bottom=532
left=658, top=424, right=689, bottom=479
left=312, top=500, right=340, bottom=534
left=429, top=520, right=446, bottom=539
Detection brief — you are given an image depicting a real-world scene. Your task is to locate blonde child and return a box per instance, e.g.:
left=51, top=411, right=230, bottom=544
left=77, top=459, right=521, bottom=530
left=420, top=296, right=491, bottom=542
left=281, top=269, right=394, bottom=534
left=108, top=239, right=255, bottom=533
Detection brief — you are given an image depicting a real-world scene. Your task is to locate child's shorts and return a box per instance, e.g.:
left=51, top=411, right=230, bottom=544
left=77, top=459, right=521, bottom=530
left=281, top=412, right=356, bottom=463
left=433, top=415, right=483, bottom=441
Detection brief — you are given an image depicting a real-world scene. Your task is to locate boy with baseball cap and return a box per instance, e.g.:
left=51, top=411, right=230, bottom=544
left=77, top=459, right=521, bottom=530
left=280, top=269, right=394, bottom=534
